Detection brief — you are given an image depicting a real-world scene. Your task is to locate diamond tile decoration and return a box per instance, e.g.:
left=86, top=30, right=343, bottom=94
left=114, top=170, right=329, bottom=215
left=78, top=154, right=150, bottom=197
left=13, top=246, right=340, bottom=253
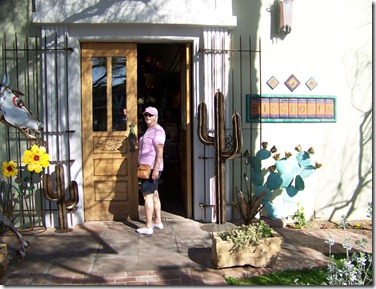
left=306, top=77, right=318, bottom=90
left=266, top=76, right=279, bottom=90
left=284, top=74, right=300, bottom=92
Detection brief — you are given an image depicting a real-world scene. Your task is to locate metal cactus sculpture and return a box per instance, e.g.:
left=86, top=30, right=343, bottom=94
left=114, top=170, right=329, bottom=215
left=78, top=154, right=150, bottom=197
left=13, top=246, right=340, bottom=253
left=42, top=164, right=79, bottom=232
left=246, top=142, right=322, bottom=220
left=198, top=90, right=243, bottom=224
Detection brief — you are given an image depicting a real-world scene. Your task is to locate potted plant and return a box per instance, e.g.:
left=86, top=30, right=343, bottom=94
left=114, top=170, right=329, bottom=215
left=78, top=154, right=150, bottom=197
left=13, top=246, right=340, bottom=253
left=211, top=220, right=283, bottom=269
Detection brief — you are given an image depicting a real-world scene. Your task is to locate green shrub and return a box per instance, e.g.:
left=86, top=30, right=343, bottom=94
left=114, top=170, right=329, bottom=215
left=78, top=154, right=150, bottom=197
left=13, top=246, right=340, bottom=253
left=217, top=220, right=272, bottom=252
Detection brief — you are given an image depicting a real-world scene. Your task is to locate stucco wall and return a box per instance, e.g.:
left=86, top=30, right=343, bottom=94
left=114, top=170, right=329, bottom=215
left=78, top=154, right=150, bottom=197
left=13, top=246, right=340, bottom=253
left=0, top=0, right=36, bottom=161
left=231, top=0, right=372, bottom=221
left=32, top=0, right=236, bottom=26
left=0, top=0, right=372, bottom=224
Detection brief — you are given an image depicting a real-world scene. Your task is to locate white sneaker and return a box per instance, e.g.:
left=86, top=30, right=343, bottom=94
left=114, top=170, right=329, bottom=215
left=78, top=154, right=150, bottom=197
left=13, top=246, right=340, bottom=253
left=153, top=223, right=164, bottom=229
left=136, top=227, right=153, bottom=235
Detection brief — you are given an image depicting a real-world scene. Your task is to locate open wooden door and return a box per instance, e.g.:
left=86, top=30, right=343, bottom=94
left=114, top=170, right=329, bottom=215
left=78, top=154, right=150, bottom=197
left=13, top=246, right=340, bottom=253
left=81, top=42, right=138, bottom=221
left=181, top=43, right=192, bottom=218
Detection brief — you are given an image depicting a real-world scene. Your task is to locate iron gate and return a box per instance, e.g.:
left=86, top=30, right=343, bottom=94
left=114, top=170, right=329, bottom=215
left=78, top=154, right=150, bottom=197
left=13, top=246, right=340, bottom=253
left=0, top=32, right=263, bottom=227
left=0, top=33, right=76, bottom=229
left=197, top=32, right=263, bottom=222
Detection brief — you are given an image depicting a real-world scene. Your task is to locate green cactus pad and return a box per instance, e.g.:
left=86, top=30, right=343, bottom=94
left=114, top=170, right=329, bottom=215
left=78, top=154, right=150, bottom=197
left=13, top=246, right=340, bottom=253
left=266, top=172, right=283, bottom=190
left=249, top=156, right=262, bottom=171
left=300, top=165, right=316, bottom=178
left=296, top=151, right=311, bottom=167
left=255, top=149, right=271, bottom=160
left=275, top=158, right=301, bottom=175
left=295, top=175, right=305, bottom=191
left=279, top=173, right=294, bottom=188
left=286, top=185, right=299, bottom=197
left=255, top=185, right=272, bottom=201
left=251, top=171, right=264, bottom=186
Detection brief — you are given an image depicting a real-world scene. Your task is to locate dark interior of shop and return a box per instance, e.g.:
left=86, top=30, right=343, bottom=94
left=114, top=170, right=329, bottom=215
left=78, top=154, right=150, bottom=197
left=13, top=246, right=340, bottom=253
left=137, top=43, right=186, bottom=217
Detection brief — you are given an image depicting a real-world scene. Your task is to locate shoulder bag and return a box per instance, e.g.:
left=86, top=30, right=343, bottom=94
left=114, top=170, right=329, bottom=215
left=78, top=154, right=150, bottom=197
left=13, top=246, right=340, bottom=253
left=137, top=164, right=151, bottom=179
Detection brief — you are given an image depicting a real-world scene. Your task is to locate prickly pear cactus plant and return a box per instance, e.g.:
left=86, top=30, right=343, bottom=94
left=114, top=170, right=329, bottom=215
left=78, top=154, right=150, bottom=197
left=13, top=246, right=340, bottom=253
left=246, top=142, right=322, bottom=220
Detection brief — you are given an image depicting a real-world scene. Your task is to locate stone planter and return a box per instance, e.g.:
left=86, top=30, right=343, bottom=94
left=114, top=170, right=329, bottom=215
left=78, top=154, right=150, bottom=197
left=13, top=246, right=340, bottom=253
left=211, top=229, right=283, bottom=269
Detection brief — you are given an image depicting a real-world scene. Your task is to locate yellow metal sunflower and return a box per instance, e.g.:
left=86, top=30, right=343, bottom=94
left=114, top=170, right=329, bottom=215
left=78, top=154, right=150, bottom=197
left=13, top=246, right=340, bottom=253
left=2, top=160, right=18, bottom=178
left=22, top=144, right=50, bottom=173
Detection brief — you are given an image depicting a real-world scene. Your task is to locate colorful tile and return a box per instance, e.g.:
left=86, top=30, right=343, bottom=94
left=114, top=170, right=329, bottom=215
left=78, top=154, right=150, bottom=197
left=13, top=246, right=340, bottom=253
left=246, top=94, right=336, bottom=123
left=267, top=76, right=279, bottom=90
left=284, top=74, right=300, bottom=92
left=297, top=99, right=307, bottom=119
left=261, top=98, right=270, bottom=118
left=279, top=98, right=289, bottom=119
left=307, top=99, right=316, bottom=118
left=325, top=98, right=335, bottom=119
left=288, top=98, right=298, bottom=118
left=250, top=97, right=261, bottom=119
left=306, top=77, right=318, bottom=90
left=269, top=98, right=279, bottom=119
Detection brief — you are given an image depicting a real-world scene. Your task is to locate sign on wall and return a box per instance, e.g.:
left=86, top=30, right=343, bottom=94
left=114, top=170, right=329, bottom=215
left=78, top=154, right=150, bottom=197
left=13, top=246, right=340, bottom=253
left=246, top=94, right=336, bottom=123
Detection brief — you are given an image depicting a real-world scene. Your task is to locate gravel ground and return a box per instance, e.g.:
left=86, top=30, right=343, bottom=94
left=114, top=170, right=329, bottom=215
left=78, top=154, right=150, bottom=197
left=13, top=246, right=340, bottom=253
left=287, top=219, right=372, bottom=230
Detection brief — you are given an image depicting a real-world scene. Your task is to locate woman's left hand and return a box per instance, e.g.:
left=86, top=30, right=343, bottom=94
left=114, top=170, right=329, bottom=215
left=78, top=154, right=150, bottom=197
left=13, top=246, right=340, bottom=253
left=152, top=170, right=159, bottom=180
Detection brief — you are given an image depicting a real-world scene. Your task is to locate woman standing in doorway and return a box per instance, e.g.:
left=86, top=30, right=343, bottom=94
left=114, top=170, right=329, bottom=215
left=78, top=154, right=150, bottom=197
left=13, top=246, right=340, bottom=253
left=136, top=106, right=166, bottom=235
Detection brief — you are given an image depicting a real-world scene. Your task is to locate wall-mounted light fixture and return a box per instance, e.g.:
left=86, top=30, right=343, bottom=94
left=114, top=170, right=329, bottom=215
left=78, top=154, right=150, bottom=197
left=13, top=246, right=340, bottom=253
left=267, top=0, right=294, bottom=41
left=278, top=0, right=293, bottom=34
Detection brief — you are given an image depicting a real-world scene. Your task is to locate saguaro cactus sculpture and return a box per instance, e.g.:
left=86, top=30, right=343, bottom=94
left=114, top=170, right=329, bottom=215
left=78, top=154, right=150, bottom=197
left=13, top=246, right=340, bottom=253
left=198, top=90, right=243, bottom=224
left=42, top=164, right=79, bottom=232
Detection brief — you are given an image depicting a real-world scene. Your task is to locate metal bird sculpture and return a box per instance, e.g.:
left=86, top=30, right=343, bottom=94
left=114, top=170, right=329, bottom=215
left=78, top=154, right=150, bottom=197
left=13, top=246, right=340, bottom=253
left=0, top=74, right=43, bottom=140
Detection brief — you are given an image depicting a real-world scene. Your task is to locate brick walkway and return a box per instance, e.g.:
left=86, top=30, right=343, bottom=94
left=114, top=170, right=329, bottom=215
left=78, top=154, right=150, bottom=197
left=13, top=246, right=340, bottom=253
left=3, top=268, right=227, bottom=286
left=0, top=214, right=372, bottom=286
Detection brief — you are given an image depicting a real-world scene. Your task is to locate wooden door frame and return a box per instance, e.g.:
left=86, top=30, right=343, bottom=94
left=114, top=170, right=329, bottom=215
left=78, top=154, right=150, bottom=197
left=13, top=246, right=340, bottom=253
left=183, top=43, right=193, bottom=218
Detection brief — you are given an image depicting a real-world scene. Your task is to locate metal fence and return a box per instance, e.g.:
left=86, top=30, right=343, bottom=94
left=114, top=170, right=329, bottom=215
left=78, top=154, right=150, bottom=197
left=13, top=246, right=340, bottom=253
left=0, top=33, right=75, bottom=229
left=197, top=33, right=263, bottom=221
left=0, top=32, right=262, bottom=227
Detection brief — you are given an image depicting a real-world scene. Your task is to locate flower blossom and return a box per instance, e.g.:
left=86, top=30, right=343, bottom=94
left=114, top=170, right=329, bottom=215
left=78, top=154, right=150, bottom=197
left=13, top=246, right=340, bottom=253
left=2, top=160, right=18, bottom=178
left=22, top=145, right=50, bottom=173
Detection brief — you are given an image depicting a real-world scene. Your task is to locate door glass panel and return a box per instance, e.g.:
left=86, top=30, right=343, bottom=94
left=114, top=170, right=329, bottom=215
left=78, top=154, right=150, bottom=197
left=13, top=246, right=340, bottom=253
left=112, top=57, right=127, bottom=131
left=92, top=57, right=107, bottom=131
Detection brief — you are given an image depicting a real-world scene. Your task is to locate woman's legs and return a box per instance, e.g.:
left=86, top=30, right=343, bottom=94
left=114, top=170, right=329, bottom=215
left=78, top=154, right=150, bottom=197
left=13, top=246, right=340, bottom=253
left=153, top=190, right=162, bottom=225
left=137, top=173, right=163, bottom=234
left=143, top=190, right=162, bottom=228
left=143, top=192, right=154, bottom=228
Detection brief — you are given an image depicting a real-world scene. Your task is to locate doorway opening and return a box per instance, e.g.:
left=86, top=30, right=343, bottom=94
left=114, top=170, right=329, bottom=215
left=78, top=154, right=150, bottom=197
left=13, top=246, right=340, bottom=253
left=137, top=43, right=188, bottom=217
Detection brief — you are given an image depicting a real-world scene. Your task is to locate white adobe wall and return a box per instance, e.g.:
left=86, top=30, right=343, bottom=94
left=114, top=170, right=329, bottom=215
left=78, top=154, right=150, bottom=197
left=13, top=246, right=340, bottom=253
left=231, top=0, right=372, bottom=221
left=32, top=0, right=236, bottom=27
left=2, top=0, right=370, bottom=224
left=31, top=0, right=238, bottom=226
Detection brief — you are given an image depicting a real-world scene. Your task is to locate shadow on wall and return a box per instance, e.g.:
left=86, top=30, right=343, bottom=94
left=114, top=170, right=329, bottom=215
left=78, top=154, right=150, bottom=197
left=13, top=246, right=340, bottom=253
left=49, top=0, right=174, bottom=24
left=317, top=45, right=372, bottom=220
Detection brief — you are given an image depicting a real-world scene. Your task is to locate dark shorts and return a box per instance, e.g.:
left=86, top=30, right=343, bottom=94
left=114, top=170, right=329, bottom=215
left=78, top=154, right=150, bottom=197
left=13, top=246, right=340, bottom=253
left=140, top=171, right=162, bottom=194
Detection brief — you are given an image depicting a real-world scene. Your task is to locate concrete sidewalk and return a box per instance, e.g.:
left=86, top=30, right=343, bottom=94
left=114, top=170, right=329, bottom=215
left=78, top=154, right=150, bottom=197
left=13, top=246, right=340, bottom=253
left=0, top=209, right=372, bottom=285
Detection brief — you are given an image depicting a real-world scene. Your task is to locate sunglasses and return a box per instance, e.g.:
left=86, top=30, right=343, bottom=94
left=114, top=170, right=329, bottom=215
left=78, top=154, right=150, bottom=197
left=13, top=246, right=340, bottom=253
left=144, top=113, right=154, bottom=117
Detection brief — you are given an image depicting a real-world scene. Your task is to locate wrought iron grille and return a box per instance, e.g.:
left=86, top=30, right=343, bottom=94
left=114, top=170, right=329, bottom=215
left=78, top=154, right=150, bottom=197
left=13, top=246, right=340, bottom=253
left=197, top=33, right=263, bottom=221
left=0, top=33, right=75, bottom=229
left=0, top=32, right=262, bottom=227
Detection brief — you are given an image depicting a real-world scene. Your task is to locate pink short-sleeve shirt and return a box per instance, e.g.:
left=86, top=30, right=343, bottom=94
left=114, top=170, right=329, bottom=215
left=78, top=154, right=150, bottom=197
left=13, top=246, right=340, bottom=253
left=138, top=124, right=166, bottom=171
